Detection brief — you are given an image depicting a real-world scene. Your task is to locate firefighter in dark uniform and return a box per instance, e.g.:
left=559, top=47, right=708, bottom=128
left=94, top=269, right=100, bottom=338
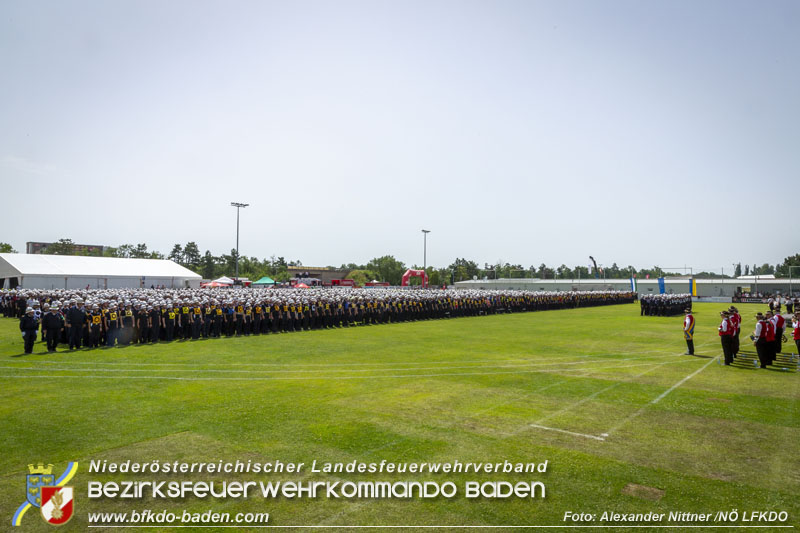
left=137, top=306, right=151, bottom=344
left=149, top=304, right=161, bottom=343
left=20, top=307, right=39, bottom=354
left=253, top=302, right=263, bottom=335
left=120, top=303, right=135, bottom=345
left=89, top=304, right=103, bottom=348
left=192, top=302, right=202, bottom=339
left=163, top=305, right=176, bottom=341
left=202, top=301, right=213, bottom=338
left=105, top=304, right=120, bottom=346
left=213, top=303, right=224, bottom=337
left=67, top=300, right=85, bottom=350
left=42, top=303, right=64, bottom=353
left=181, top=303, right=192, bottom=339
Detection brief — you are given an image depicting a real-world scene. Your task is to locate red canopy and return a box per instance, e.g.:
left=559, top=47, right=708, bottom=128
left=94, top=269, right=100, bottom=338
left=295, top=282, right=310, bottom=288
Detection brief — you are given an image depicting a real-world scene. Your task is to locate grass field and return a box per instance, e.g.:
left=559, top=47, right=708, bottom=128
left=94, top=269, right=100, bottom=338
left=1, top=302, right=798, bottom=531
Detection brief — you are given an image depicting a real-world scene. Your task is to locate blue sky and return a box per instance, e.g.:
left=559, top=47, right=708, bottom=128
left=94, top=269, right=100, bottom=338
left=1, top=0, right=797, bottom=271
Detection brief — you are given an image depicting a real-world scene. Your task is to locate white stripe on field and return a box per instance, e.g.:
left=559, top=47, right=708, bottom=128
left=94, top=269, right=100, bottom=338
left=0, top=358, right=697, bottom=382
left=533, top=361, right=671, bottom=425
left=528, top=424, right=605, bottom=441
left=603, top=356, right=719, bottom=436
left=0, top=353, right=681, bottom=375
left=3, top=344, right=683, bottom=368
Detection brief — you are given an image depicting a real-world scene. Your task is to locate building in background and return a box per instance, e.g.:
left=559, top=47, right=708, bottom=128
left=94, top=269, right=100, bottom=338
left=287, top=266, right=350, bottom=284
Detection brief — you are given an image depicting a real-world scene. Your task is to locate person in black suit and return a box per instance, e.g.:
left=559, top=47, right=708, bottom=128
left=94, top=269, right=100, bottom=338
left=20, top=307, right=39, bottom=354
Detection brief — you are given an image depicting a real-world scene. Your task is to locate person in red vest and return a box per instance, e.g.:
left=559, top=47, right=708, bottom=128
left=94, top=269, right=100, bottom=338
left=683, top=308, right=695, bottom=355
left=718, top=310, right=734, bottom=365
left=763, top=311, right=777, bottom=366
left=771, top=310, right=785, bottom=354
left=752, top=312, right=772, bottom=369
left=728, top=306, right=741, bottom=356
left=792, top=312, right=800, bottom=356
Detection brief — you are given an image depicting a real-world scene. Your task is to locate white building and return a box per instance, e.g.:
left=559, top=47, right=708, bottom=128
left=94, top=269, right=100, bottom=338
left=453, top=277, right=799, bottom=298
left=0, top=253, right=201, bottom=290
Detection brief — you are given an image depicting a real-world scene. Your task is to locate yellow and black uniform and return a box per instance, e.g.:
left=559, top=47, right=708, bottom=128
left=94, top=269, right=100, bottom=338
left=181, top=306, right=191, bottom=339
left=163, top=308, right=176, bottom=341
left=202, top=305, right=213, bottom=338
left=105, top=308, right=120, bottom=347
left=213, top=306, right=223, bottom=337
left=89, top=311, right=102, bottom=347
left=120, top=308, right=135, bottom=345
left=149, top=307, right=161, bottom=343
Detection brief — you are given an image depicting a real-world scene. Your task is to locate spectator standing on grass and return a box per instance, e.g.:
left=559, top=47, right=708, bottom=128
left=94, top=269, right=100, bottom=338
left=683, top=308, right=695, bottom=355
left=792, top=312, right=800, bottom=355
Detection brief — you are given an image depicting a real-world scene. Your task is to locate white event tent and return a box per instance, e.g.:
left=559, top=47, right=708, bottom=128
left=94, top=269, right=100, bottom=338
left=0, top=253, right=202, bottom=289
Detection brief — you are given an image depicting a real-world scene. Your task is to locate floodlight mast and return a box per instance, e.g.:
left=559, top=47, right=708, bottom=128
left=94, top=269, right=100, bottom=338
left=231, top=202, right=249, bottom=279
left=421, top=229, right=430, bottom=287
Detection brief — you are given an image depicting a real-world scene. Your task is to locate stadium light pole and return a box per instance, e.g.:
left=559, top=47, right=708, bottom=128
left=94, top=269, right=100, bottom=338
left=231, top=202, right=249, bottom=279
left=788, top=265, right=800, bottom=297
left=421, top=229, right=430, bottom=287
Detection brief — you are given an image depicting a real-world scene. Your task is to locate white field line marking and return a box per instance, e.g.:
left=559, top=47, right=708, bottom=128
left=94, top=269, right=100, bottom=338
left=2, top=345, right=675, bottom=368
left=528, top=424, right=606, bottom=441
left=0, top=358, right=697, bottom=381
left=604, top=356, right=719, bottom=437
left=534, top=361, right=672, bottom=425
left=0, top=353, right=683, bottom=375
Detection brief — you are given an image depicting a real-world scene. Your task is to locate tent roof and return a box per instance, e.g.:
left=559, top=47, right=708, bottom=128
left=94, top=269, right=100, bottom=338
left=252, top=276, right=276, bottom=284
left=0, top=253, right=201, bottom=279
left=213, top=276, right=234, bottom=284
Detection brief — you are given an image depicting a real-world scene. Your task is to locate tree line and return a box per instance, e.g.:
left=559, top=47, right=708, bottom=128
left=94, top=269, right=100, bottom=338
left=0, top=240, right=797, bottom=286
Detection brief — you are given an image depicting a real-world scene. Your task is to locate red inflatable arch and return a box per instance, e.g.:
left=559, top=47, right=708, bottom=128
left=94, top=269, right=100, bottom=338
left=401, top=269, right=429, bottom=288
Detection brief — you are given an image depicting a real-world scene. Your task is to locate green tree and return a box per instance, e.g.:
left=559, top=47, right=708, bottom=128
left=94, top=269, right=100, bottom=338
left=366, top=255, right=406, bottom=285
left=734, top=262, right=742, bottom=278
left=117, top=244, right=134, bottom=258
left=347, top=270, right=373, bottom=287
left=46, top=238, right=75, bottom=255
left=447, top=258, right=480, bottom=280
left=776, top=254, right=800, bottom=278
left=428, top=267, right=441, bottom=287
left=168, top=244, right=184, bottom=264
left=0, top=242, right=17, bottom=253
left=201, top=251, right=217, bottom=279
left=184, top=242, right=201, bottom=269
left=131, top=243, right=149, bottom=258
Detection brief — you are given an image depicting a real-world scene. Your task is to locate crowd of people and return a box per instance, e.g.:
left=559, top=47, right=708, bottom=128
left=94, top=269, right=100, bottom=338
left=640, top=294, right=692, bottom=316
left=707, top=306, right=799, bottom=368
left=3, top=288, right=637, bottom=354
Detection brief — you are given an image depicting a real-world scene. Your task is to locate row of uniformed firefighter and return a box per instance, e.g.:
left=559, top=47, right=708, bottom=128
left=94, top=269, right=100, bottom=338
left=6, top=288, right=636, bottom=352
left=640, top=294, right=692, bottom=317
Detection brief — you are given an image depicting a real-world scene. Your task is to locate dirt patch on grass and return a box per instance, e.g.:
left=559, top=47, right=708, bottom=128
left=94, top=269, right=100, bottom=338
left=621, top=483, right=664, bottom=501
